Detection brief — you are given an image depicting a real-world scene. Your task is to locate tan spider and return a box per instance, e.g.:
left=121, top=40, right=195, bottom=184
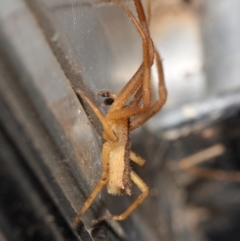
left=73, top=0, right=167, bottom=225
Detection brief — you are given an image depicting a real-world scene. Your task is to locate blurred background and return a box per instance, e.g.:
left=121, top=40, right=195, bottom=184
left=0, top=0, right=240, bottom=240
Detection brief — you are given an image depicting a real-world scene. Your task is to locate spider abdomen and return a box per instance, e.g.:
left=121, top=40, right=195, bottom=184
left=108, top=145, right=132, bottom=196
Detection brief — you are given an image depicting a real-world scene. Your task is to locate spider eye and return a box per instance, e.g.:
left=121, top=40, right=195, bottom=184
left=97, top=89, right=111, bottom=98
left=104, top=98, right=114, bottom=105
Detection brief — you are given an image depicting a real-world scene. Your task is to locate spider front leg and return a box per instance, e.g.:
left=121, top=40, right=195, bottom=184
left=106, top=0, right=154, bottom=115
left=76, top=89, right=116, bottom=141
left=130, top=50, right=167, bottom=130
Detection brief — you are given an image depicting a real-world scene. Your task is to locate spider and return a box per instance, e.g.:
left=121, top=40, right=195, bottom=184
left=73, top=0, right=167, bottom=225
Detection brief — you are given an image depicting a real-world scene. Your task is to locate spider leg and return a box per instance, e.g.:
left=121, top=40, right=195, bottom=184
left=134, top=0, right=149, bottom=33
left=109, top=64, right=144, bottom=110
left=107, top=0, right=154, bottom=115
left=146, top=0, right=151, bottom=26
left=76, top=89, right=117, bottom=141
left=130, top=151, right=145, bottom=166
left=73, top=143, right=111, bottom=226
left=98, top=171, right=149, bottom=221
left=109, top=0, right=154, bottom=112
left=128, top=84, right=143, bottom=107
left=130, top=50, right=167, bottom=130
